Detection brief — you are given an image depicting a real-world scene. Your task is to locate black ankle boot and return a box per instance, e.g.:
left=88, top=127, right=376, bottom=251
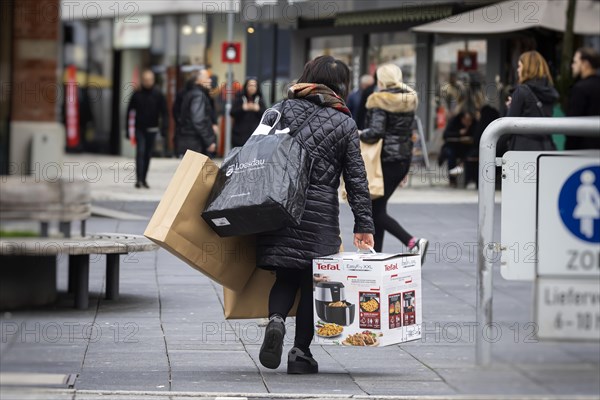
left=259, top=315, right=285, bottom=369
left=287, top=347, right=318, bottom=374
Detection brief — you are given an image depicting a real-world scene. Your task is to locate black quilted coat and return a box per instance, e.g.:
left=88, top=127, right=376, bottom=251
left=360, top=84, right=418, bottom=163
left=256, top=98, right=375, bottom=270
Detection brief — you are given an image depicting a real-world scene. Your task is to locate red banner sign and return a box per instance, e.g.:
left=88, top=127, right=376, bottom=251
left=65, top=65, right=80, bottom=148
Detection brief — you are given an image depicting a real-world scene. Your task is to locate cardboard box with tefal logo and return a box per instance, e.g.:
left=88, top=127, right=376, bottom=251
left=313, top=252, right=421, bottom=347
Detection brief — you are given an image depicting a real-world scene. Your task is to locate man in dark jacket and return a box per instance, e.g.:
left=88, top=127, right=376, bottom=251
left=126, top=69, right=168, bottom=188
left=172, top=72, right=198, bottom=157
left=566, top=47, right=600, bottom=150
left=347, top=74, right=374, bottom=122
left=176, top=69, right=217, bottom=157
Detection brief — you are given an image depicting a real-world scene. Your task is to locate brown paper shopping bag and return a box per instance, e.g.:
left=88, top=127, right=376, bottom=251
left=341, top=139, right=384, bottom=200
left=223, top=243, right=343, bottom=319
left=362, top=139, right=384, bottom=198
left=144, top=151, right=255, bottom=291
left=223, top=268, right=299, bottom=319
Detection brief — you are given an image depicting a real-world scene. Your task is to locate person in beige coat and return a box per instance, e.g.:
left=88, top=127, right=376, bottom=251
left=360, top=64, right=428, bottom=263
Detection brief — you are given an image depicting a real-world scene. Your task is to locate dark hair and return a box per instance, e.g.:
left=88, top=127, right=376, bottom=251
left=297, top=55, right=350, bottom=98
left=576, top=47, right=600, bottom=70
left=243, top=78, right=263, bottom=99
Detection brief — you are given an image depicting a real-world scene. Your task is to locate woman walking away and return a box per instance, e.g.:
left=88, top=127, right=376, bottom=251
left=359, top=64, right=428, bottom=263
left=230, top=78, right=267, bottom=148
left=505, top=50, right=558, bottom=151
left=257, top=56, right=375, bottom=374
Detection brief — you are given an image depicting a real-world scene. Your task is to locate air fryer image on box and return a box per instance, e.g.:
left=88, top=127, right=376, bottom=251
left=403, top=290, right=416, bottom=326
left=314, top=280, right=356, bottom=326
left=388, top=292, right=402, bottom=329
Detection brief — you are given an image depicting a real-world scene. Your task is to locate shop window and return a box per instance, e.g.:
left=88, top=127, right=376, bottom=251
left=309, top=35, right=353, bottom=68
left=368, top=32, right=416, bottom=84
left=63, top=20, right=113, bottom=153
left=429, top=38, right=487, bottom=147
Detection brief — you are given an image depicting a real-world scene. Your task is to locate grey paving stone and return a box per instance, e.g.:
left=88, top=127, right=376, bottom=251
left=76, top=395, right=170, bottom=400
left=261, top=371, right=365, bottom=395
left=165, top=341, right=246, bottom=352
left=168, top=349, right=256, bottom=372
left=354, top=380, right=456, bottom=396
left=0, top=388, right=75, bottom=400
left=401, top=344, right=475, bottom=368
left=519, top=368, right=600, bottom=396
left=171, top=370, right=267, bottom=393
left=75, top=370, right=170, bottom=391
left=435, top=367, right=551, bottom=395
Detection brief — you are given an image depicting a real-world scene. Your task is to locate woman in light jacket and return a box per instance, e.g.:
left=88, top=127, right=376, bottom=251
left=360, top=64, right=428, bottom=262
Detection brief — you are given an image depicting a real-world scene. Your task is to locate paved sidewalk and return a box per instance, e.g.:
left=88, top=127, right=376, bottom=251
left=53, top=154, right=500, bottom=204
left=1, top=200, right=598, bottom=399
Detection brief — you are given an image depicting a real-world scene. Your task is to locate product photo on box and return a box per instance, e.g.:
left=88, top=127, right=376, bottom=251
left=312, top=251, right=422, bottom=347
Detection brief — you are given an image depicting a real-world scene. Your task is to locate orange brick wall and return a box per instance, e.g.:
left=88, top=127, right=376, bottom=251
left=11, top=0, right=60, bottom=122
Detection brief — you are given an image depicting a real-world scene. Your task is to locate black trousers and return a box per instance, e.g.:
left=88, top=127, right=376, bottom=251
left=135, top=129, right=157, bottom=183
left=268, top=268, right=314, bottom=351
left=372, top=161, right=413, bottom=252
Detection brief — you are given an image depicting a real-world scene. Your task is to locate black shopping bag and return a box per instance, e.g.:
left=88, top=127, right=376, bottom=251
left=202, top=106, right=319, bottom=237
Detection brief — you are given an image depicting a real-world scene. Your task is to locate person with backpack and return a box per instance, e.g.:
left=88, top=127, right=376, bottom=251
left=505, top=50, right=558, bottom=151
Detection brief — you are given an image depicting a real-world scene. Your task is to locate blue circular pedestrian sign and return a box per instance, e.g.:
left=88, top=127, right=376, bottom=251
left=558, top=165, right=600, bottom=243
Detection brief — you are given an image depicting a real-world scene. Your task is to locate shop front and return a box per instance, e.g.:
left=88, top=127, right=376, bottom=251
left=61, top=4, right=246, bottom=157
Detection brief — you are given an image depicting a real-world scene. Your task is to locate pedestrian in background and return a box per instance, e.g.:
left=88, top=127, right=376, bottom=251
left=355, top=71, right=377, bottom=130
left=505, top=50, right=558, bottom=151
left=230, top=78, right=266, bottom=148
left=126, top=69, right=169, bottom=189
left=440, top=107, right=477, bottom=187
left=172, top=71, right=198, bottom=157
left=347, top=74, right=374, bottom=122
left=176, top=68, right=217, bottom=157
left=258, top=56, right=375, bottom=375
left=440, top=74, right=500, bottom=188
left=359, top=64, right=429, bottom=263
left=566, top=47, right=600, bottom=150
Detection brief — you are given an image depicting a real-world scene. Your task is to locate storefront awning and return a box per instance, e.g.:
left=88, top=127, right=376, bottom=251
left=335, top=5, right=453, bottom=27
left=412, top=0, right=600, bottom=35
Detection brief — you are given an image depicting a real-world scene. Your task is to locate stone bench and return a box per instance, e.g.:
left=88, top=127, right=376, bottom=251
left=0, top=177, right=91, bottom=237
left=0, top=234, right=158, bottom=310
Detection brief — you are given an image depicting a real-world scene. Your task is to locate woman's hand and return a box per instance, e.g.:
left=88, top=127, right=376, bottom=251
left=354, top=233, right=375, bottom=250
left=505, top=96, right=512, bottom=109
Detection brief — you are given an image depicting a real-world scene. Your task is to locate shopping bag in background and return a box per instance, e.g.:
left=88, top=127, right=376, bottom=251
left=144, top=151, right=255, bottom=291
left=341, top=138, right=384, bottom=200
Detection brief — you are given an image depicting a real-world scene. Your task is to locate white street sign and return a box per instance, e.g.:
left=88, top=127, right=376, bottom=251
left=535, top=278, right=600, bottom=340
left=537, top=155, right=600, bottom=277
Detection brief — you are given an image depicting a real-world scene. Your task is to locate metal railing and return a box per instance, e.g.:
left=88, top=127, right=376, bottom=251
left=477, top=116, right=600, bottom=366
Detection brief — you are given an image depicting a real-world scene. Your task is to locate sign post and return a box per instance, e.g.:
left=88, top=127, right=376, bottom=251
left=535, top=155, right=600, bottom=340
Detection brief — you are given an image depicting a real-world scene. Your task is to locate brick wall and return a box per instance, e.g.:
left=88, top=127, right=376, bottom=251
left=11, top=0, right=60, bottom=122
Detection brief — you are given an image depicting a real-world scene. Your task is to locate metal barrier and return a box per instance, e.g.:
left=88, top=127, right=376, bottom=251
left=477, top=116, right=600, bottom=366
